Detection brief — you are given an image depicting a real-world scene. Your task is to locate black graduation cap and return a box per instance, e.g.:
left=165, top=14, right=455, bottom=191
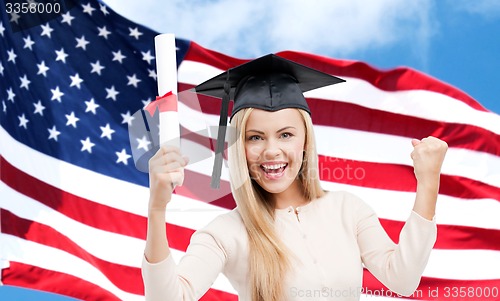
left=194, top=54, right=345, bottom=189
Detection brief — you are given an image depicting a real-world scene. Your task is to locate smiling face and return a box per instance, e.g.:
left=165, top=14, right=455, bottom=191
left=244, top=108, right=306, bottom=196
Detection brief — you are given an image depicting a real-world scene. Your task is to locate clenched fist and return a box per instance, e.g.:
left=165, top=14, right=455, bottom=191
left=148, top=146, right=189, bottom=211
left=410, top=136, right=448, bottom=184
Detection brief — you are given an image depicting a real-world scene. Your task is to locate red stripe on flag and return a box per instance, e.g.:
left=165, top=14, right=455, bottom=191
left=1, top=261, right=237, bottom=301
left=184, top=43, right=488, bottom=112
left=144, top=91, right=178, bottom=116
left=309, top=98, right=499, bottom=156
left=318, top=155, right=500, bottom=201
left=1, top=262, right=121, bottom=301
left=379, top=219, right=500, bottom=251
left=280, top=51, right=489, bottom=112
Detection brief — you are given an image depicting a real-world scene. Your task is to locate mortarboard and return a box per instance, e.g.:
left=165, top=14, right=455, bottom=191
left=194, top=54, right=345, bottom=189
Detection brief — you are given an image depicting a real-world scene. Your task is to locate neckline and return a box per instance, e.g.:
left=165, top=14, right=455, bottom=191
left=273, top=191, right=330, bottom=215
left=274, top=199, right=315, bottom=214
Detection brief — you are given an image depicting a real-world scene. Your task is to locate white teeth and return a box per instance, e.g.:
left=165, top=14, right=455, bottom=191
left=261, top=163, right=287, bottom=170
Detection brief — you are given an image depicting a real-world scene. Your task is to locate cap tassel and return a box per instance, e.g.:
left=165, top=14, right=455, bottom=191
left=211, top=79, right=231, bottom=189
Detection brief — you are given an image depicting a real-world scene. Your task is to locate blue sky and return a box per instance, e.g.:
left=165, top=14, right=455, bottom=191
left=1, top=0, right=499, bottom=300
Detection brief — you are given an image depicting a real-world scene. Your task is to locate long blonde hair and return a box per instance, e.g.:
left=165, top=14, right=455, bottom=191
left=228, top=108, right=325, bottom=301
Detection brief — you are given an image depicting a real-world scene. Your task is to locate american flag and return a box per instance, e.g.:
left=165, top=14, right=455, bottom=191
left=1, top=0, right=499, bottom=301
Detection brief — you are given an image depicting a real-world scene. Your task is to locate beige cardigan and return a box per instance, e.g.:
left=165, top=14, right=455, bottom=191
left=142, top=191, right=437, bottom=301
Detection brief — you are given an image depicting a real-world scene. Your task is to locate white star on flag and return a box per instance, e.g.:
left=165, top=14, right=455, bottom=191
left=50, top=86, right=64, bottom=102
left=80, top=137, right=95, bottom=153
left=18, top=114, right=29, bottom=129
left=7, top=49, right=17, bottom=63
left=75, top=36, right=90, bottom=50
left=82, top=3, right=96, bottom=16
left=33, top=101, right=45, bottom=116
left=23, top=35, right=35, bottom=50
left=37, top=61, right=50, bottom=76
left=85, top=98, right=100, bottom=114
left=127, top=74, right=141, bottom=88
left=141, top=50, right=155, bottom=65
left=55, top=48, right=68, bottom=63
left=148, top=69, right=157, bottom=80
left=128, top=27, right=143, bottom=40
left=19, top=75, right=31, bottom=90
left=120, top=111, right=134, bottom=126
left=10, top=12, right=21, bottom=24
left=115, top=149, right=132, bottom=165
left=61, top=12, right=74, bottom=25
left=112, top=50, right=126, bottom=63
left=65, top=112, right=80, bottom=128
left=105, top=86, right=119, bottom=101
left=100, top=4, right=110, bottom=15
left=97, top=26, right=111, bottom=39
left=100, top=123, right=115, bottom=140
left=141, top=97, right=152, bottom=107
left=70, top=73, right=84, bottom=89
left=47, top=125, right=61, bottom=141
left=7, top=87, right=15, bottom=102
left=136, top=136, right=152, bottom=151
left=40, top=24, right=54, bottom=38
left=90, top=60, right=105, bottom=75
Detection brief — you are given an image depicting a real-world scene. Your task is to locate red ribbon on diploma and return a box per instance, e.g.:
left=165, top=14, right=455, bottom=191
left=144, top=91, right=178, bottom=116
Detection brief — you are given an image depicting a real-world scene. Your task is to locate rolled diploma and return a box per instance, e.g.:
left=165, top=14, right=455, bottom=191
left=154, top=33, right=180, bottom=148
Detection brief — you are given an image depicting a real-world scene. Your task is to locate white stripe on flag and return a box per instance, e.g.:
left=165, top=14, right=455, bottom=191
left=426, top=249, right=500, bottom=280
left=320, top=181, right=500, bottom=230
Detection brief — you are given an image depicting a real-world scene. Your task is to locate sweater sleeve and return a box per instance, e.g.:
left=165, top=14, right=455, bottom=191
left=355, top=199, right=437, bottom=296
left=141, top=216, right=230, bottom=301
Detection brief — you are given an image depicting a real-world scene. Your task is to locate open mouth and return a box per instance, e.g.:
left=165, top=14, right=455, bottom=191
left=260, top=163, right=288, bottom=179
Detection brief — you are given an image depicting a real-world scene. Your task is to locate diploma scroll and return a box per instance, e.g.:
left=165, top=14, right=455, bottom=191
left=154, top=33, right=180, bottom=148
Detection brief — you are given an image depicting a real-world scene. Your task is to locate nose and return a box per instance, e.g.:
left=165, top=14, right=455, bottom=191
left=262, top=139, right=282, bottom=159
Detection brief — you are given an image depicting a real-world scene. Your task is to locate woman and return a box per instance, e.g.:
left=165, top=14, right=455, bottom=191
left=142, top=54, right=448, bottom=301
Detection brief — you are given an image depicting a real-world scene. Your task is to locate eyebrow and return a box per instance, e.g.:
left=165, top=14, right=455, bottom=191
left=246, top=126, right=296, bottom=135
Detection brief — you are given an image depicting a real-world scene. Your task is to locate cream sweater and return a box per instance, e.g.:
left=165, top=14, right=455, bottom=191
left=142, top=191, right=437, bottom=301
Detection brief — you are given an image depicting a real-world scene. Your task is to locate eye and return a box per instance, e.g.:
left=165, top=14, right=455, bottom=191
left=247, top=135, right=262, bottom=141
left=280, top=132, right=293, bottom=139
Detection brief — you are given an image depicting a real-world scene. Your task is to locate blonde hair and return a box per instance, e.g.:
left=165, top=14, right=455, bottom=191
left=228, top=108, right=325, bottom=301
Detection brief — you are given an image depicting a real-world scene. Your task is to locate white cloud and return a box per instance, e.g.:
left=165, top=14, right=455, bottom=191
left=103, top=0, right=434, bottom=60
